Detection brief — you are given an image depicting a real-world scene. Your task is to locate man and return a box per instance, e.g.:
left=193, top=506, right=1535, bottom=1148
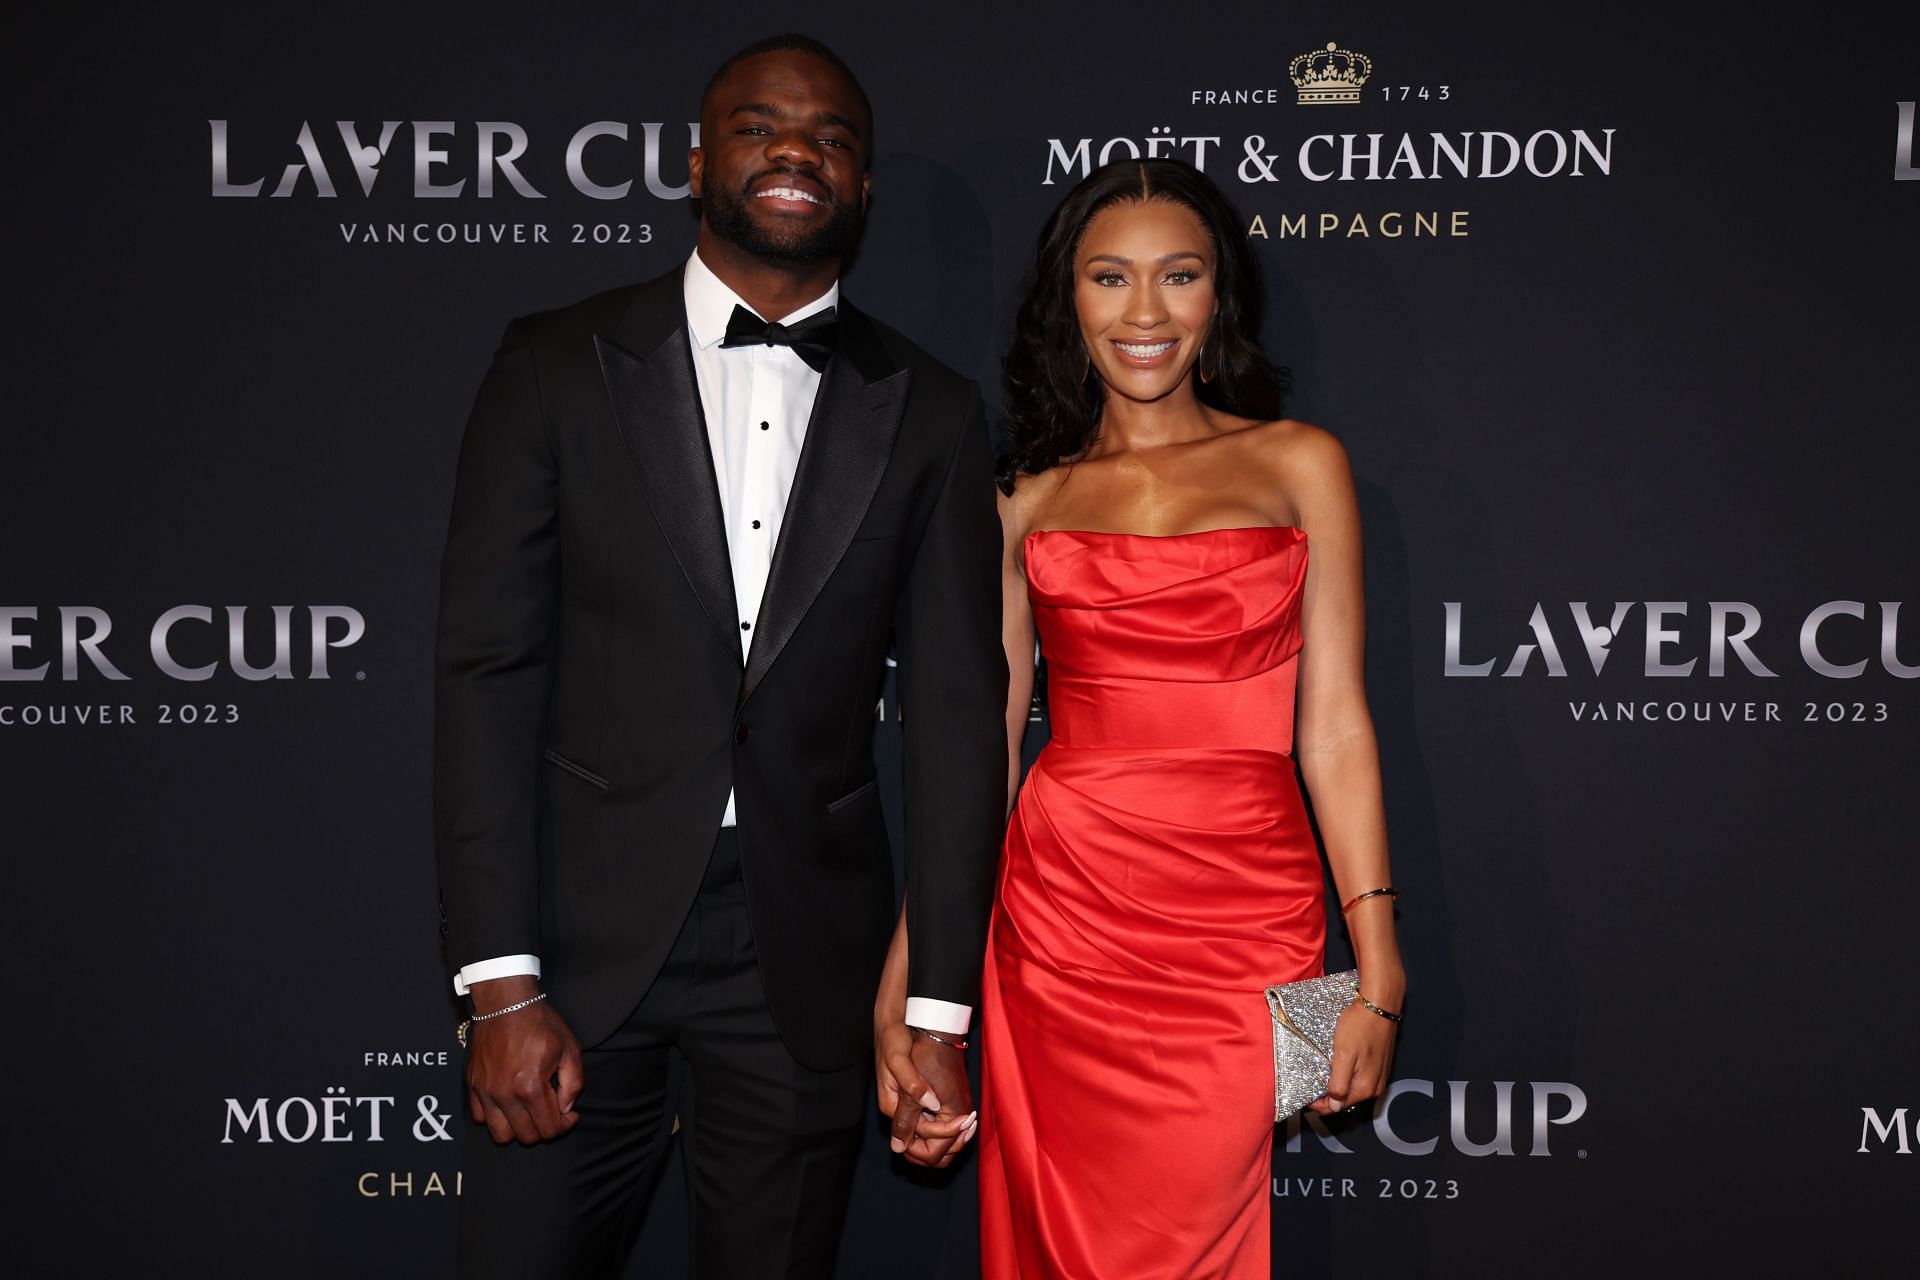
left=433, top=34, right=1006, bottom=1277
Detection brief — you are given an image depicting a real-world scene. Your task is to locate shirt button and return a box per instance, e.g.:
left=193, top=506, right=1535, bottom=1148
left=759, top=421, right=770, bottom=431
left=751, top=520, right=762, bottom=530
left=740, top=621, right=751, bottom=631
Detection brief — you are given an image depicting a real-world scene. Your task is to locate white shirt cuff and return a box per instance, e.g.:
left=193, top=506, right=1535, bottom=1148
left=453, top=954, right=541, bottom=997
left=904, top=997, right=973, bottom=1036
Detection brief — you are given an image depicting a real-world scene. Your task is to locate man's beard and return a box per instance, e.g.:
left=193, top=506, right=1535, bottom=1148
left=704, top=171, right=865, bottom=264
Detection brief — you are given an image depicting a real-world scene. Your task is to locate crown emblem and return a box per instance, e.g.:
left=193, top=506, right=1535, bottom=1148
left=1289, top=41, right=1372, bottom=105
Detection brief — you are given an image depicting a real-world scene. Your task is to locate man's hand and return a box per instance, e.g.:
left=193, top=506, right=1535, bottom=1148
left=877, top=1024, right=976, bottom=1168
left=464, top=976, right=584, bottom=1145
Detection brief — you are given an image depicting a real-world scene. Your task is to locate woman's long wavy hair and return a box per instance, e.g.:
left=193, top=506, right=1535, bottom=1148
left=997, top=159, right=1287, bottom=493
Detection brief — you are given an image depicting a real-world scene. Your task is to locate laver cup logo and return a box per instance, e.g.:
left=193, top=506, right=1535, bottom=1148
left=0, top=605, right=367, bottom=729
left=210, top=120, right=700, bottom=201
left=1270, top=1079, right=1591, bottom=1203
left=0, top=605, right=365, bottom=681
left=1442, top=601, right=1919, bottom=680
left=1442, top=600, right=1915, bottom=727
left=1281, top=1079, right=1590, bottom=1158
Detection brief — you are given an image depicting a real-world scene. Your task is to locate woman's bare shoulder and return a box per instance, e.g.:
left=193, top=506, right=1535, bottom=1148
left=1229, top=419, right=1354, bottom=528
left=1241, top=417, right=1350, bottom=481
left=998, top=464, right=1074, bottom=538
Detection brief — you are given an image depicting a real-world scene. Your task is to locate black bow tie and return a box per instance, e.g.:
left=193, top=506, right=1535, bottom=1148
left=718, top=303, right=839, bottom=373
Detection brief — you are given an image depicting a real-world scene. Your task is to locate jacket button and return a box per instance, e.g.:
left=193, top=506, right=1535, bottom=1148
left=735, top=724, right=750, bottom=744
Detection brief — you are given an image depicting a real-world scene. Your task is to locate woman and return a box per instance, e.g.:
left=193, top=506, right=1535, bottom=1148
left=877, top=157, right=1405, bottom=1274
left=989, top=158, right=1406, bottom=1277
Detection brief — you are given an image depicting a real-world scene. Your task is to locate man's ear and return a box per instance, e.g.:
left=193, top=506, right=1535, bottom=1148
left=688, top=147, right=704, bottom=199
left=860, top=172, right=871, bottom=211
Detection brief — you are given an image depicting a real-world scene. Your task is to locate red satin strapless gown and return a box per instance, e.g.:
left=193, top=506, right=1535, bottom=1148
left=979, top=526, right=1326, bottom=1279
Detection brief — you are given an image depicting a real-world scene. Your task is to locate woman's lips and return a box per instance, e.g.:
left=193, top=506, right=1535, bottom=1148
left=1109, top=338, right=1179, bottom=368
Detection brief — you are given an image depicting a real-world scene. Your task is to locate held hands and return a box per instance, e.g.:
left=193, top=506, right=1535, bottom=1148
left=1307, top=998, right=1399, bottom=1117
left=875, top=1022, right=977, bottom=1168
left=464, top=977, right=585, bottom=1145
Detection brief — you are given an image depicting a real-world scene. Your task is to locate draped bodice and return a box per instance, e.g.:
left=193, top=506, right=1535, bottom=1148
left=1023, top=526, right=1308, bottom=756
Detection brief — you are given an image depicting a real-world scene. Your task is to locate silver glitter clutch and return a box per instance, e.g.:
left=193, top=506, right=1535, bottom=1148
left=1266, top=970, right=1358, bottom=1121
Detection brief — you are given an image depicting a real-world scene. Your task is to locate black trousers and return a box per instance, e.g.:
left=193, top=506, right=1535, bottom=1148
left=457, top=830, right=868, bottom=1279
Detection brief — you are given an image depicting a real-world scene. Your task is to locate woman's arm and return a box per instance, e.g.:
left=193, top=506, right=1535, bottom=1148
left=1285, top=425, right=1405, bottom=1112
left=999, top=486, right=1038, bottom=814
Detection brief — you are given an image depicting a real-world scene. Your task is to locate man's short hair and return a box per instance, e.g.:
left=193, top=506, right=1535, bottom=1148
left=701, top=33, right=873, bottom=133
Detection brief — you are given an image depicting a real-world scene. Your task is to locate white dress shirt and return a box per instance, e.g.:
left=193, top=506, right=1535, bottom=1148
left=456, top=250, right=970, bottom=1036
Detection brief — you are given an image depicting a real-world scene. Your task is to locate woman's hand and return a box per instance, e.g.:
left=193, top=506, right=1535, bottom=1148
left=870, top=899, right=978, bottom=1167
left=874, top=1017, right=918, bottom=1119
left=1307, top=1000, right=1399, bottom=1115
left=875, top=1020, right=977, bottom=1167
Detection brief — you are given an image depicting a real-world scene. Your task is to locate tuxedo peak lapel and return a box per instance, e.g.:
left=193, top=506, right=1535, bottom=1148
left=596, top=278, right=741, bottom=662
left=742, top=304, right=909, bottom=704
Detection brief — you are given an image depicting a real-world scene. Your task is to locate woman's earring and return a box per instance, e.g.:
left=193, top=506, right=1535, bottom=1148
left=1198, top=337, right=1217, bottom=384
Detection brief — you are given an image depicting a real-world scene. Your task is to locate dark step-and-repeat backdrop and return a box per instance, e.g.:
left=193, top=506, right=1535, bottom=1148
left=9, top=3, right=1915, bottom=1275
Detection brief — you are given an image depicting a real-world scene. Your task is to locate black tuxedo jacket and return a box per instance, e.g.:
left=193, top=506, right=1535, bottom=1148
left=433, top=269, right=1007, bottom=1070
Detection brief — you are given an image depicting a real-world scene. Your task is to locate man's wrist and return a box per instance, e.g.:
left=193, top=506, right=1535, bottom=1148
left=466, top=973, right=542, bottom=1016
left=903, top=996, right=972, bottom=1036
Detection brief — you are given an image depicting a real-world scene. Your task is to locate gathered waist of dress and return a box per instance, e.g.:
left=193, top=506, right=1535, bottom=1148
left=1043, top=657, right=1299, bottom=754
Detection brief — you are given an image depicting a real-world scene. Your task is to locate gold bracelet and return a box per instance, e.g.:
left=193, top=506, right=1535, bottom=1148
left=1354, top=993, right=1402, bottom=1023
left=1341, top=886, right=1399, bottom=914
left=911, top=1026, right=972, bottom=1051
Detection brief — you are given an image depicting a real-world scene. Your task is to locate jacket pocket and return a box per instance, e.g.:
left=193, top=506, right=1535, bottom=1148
left=851, top=498, right=912, bottom=542
left=543, top=747, right=610, bottom=791
left=824, top=777, right=879, bottom=815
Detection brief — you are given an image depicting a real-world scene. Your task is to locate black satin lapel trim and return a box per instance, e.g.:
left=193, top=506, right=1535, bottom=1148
left=741, top=330, right=909, bottom=704
left=595, top=329, right=742, bottom=662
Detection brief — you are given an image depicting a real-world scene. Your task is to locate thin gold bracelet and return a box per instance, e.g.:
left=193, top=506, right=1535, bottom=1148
left=1341, top=886, right=1400, bottom=914
left=1354, top=993, right=1402, bottom=1023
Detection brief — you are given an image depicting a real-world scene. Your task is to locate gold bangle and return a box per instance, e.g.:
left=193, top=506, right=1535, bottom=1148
left=911, top=1026, right=971, bottom=1051
left=1341, top=887, right=1399, bottom=914
left=1355, top=993, right=1402, bottom=1023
